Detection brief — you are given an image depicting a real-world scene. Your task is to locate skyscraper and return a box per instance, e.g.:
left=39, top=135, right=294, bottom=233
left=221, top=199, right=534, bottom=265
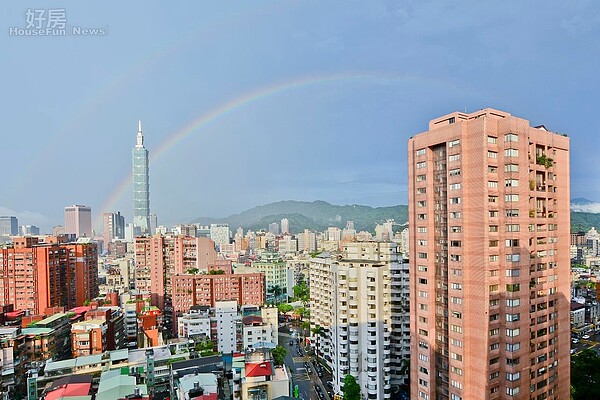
left=64, top=205, right=92, bottom=238
left=103, top=211, right=125, bottom=245
left=408, top=109, right=570, bottom=400
left=0, top=216, right=18, bottom=236
left=132, top=120, right=150, bottom=234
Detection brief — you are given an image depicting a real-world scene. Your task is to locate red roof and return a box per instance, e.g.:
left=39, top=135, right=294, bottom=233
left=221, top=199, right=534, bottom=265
left=245, top=362, right=273, bottom=377
left=45, top=382, right=91, bottom=400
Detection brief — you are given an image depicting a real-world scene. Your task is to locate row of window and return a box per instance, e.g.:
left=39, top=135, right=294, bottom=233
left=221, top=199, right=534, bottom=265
left=414, top=134, right=519, bottom=156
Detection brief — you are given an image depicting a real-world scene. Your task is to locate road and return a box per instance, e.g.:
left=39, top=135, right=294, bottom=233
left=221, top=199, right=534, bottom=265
left=279, top=324, right=331, bottom=400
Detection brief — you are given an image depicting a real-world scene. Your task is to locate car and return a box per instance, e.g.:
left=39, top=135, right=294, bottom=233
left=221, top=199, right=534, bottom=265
left=289, top=340, right=294, bottom=346
left=306, top=366, right=312, bottom=374
left=572, top=338, right=579, bottom=344
left=571, top=349, right=576, bottom=355
left=583, top=334, right=590, bottom=340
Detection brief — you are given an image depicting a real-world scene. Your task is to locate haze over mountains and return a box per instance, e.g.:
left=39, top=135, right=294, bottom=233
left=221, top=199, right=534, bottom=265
left=192, top=199, right=600, bottom=234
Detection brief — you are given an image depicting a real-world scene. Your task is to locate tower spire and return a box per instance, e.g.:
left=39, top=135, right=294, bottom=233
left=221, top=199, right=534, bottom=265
left=136, top=120, right=144, bottom=147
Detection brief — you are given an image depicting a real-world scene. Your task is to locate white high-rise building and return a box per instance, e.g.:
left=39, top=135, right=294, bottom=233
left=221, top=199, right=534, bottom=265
left=281, top=218, right=289, bottom=234
left=210, top=224, right=231, bottom=248
left=310, top=241, right=408, bottom=399
left=215, top=300, right=239, bottom=354
left=64, top=205, right=92, bottom=238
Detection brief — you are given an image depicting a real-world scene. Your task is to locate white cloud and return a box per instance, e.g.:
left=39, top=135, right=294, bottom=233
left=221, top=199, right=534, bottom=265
left=0, top=206, right=54, bottom=232
left=571, top=202, right=600, bottom=214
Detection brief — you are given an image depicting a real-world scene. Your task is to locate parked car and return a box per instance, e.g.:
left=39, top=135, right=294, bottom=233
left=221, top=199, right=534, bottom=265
left=572, top=338, right=579, bottom=344
left=583, top=334, right=590, bottom=340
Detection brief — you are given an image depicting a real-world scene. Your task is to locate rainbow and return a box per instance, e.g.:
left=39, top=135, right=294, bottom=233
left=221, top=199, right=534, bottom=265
left=96, top=71, right=460, bottom=228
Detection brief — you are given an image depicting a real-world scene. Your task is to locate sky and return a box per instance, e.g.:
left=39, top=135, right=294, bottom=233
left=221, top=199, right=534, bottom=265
left=1, top=1, right=599, bottom=233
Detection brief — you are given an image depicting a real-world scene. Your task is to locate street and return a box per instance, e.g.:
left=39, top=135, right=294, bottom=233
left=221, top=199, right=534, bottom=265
left=279, top=323, right=331, bottom=400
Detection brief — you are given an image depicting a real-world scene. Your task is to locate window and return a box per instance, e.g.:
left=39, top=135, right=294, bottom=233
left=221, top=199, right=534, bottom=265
left=488, top=195, right=498, bottom=203
left=506, top=283, right=520, bottom=292
left=487, top=136, right=497, bottom=144
left=506, top=342, right=521, bottom=352
left=451, top=380, right=462, bottom=389
left=451, top=324, right=462, bottom=333
left=451, top=395, right=462, bottom=400
left=451, top=352, right=462, bottom=361
left=418, top=291, right=428, bottom=298
left=488, top=165, right=498, bottom=173
left=448, top=139, right=460, bottom=147
left=505, top=194, right=519, bottom=202
left=419, top=278, right=428, bottom=285
left=417, top=227, right=427, bottom=234
left=417, top=174, right=426, bottom=181
left=506, top=313, right=520, bottom=322
left=450, top=197, right=461, bottom=204
left=490, top=342, right=499, bottom=350
left=506, top=372, right=520, bottom=381
left=449, top=168, right=461, bottom=176
left=418, top=239, right=427, bottom=246
left=451, top=311, right=462, bottom=319
left=489, top=225, right=499, bottom=232
left=450, top=254, right=461, bottom=262
left=506, top=254, right=520, bottom=263
left=506, top=239, right=519, bottom=246
left=451, top=338, right=463, bottom=347
left=506, top=224, right=520, bottom=233
left=505, top=164, right=519, bottom=172
left=418, top=252, right=428, bottom=259
left=489, top=254, right=499, bottom=262
left=489, top=284, right=499, bottom=292
left=506, top=209, right=519, bottom=217
left=418, top=265, right=428, bottom=272
left=451, top=366, right=462, bottom=375
left=418, top=214, right=427, bottom=220
left=451, top=283, right=462, bottom=290
left=416, top=161, right=426, bottom=169
left=489, top=299, right=499, bottom=306
left=505, top=133, right=518, bottom=142
left=417, top=187, right=427, bottom=194
left=417, top=200, right=427, bottom=207
left=489, top=210, right=498, bottom=217
left=506, top=387, right=520, bottom=396
left=419, top=378, right=428, bottom=387
left=490, top=328, right=499, bottom=336
left=506, top=269, right=520, bottom=277
left=450, top=212, right=461, bottom=219
left=449, top=183, right=461, bottom=190
left=490, top=372, right=499, bottom=379
left=489, top=240, right=498, bottom=247
left=451, top=296, right=462, bottom=304
left=505, top=179, right=519, bottom=187
left=450, top=226, right=461, bottom=232
left=450, top=240, right=461, bottom=247
left=506, top=298, right=520, bottom=307
left=488, top=181, right=498, bottom=188
left=449, top=154, right=461, bottom=162
left=488, top=151, right=498, bottom=159
left=416, top=148, right=426, bottom=156
left=505, top=149, right=519, bottom=157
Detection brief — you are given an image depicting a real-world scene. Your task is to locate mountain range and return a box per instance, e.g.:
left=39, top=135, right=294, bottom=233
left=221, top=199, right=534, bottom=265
left=193, top=199, right=600, bottom=233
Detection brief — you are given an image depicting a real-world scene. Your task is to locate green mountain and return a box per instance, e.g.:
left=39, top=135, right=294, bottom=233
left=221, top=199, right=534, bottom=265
left=192, top=200, right=600, bottom=234
left=192, top=200, right=408, bottom=233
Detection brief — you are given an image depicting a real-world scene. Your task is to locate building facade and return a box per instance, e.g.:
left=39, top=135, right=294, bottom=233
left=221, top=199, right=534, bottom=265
left=0, top=237, right=98, bottom=314
left=64, top=205, right=92, bottom=238
left=103, top=211, right=125, bottom=246
left=132, top=121, right=150, bottom=234
left=408, top=109, right=570, bottom=400
left=310, top=242, right=399, bottom=400
left=0, top=217, right=18, bottom=237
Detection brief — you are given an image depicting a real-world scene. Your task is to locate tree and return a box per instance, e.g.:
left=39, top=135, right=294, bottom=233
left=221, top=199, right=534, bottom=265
left=268, top=285, right=283, bottom=305
left=278, top=303, right=293, bottom=314
left=572, top=349, right=600, bottom=399
left=342, top=374, right=361, bottom=400
left=311, top=325, right=325, bottom=363
left=292, top=282, right=309, bottom=304
left=272, top=345, right=287, bottom=366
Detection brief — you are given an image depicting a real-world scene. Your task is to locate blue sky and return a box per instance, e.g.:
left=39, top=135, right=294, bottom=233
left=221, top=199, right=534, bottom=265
left=1, top=1, right=599, bottom=232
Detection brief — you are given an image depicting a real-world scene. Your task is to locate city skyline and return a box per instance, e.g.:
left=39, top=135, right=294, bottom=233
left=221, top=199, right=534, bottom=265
left=1, top=2, right=599, bottom=232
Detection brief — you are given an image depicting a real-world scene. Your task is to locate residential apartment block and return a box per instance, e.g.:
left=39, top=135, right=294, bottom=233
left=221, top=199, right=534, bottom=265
left=310, top=241, right=407, bottom=399
left=0, top=237, right=98, bottom=314
left=408, top=109, right=570, bottom=400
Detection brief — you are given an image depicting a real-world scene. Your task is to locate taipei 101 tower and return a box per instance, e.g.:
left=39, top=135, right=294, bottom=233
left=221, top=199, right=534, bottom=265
left=132, top=120, right=150, bottom=234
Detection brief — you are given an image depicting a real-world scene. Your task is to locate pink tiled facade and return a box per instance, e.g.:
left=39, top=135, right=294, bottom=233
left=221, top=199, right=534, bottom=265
left=408, top=109, right=570, bottom=400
